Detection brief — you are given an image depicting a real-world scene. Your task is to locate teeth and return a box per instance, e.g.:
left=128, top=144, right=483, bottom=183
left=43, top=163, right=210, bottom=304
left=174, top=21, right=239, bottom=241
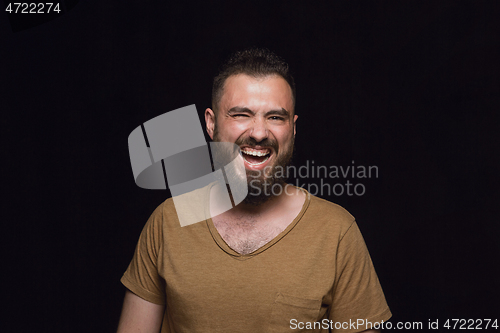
left=244, top=156, right=270, bottom=166
left=242, top=149, right=270, bottom=157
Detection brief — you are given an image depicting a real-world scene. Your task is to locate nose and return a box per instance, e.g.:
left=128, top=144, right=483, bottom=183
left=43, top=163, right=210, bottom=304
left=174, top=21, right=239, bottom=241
left=249, top=117, right=269, bottom=143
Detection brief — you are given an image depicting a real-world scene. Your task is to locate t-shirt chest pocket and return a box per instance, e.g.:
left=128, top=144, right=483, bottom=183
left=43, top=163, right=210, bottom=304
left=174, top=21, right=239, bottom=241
left=270, top=292, right=322, bottom=332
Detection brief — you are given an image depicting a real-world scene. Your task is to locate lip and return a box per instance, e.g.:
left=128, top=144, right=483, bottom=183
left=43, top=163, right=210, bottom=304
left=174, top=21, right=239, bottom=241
left=239, top=145, right=273, bottom=151
left=240, top=146, right=274, bottom=170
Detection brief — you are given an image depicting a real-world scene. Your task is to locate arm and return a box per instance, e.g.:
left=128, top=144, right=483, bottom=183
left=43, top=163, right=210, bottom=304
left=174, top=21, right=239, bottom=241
left=116, top=290, right=165, bottom=333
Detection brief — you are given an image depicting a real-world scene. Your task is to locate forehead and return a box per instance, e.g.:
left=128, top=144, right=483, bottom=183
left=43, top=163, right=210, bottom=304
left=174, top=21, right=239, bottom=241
left=219, top=74, right=294, bottom=114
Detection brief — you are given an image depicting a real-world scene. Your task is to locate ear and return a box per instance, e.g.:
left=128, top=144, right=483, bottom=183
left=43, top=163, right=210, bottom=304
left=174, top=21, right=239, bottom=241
left=293, top=114, right=298, bottom=136
left=205, top=108, right=216, bottom=140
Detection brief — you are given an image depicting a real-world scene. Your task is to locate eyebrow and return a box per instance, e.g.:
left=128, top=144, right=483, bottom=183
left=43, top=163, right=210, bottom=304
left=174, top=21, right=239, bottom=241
left=227, top=106, right=290, bottom=117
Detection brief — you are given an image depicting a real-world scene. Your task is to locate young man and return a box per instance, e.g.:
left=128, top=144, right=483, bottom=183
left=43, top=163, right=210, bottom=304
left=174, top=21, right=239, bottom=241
left=117, top=48, right=391, bottom=333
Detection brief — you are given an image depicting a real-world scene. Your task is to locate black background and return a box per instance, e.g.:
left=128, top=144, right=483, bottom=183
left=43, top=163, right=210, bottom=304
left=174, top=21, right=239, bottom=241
left=2, top=1, right=499, bottom=332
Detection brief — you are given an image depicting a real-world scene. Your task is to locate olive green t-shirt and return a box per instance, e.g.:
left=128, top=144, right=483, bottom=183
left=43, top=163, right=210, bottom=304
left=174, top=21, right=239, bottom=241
left=121, top=189, right=391, bottom=332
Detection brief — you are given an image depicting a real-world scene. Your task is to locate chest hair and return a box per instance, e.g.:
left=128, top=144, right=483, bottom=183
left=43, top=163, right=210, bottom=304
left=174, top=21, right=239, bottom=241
left=213, top=216, right=285, bottom=255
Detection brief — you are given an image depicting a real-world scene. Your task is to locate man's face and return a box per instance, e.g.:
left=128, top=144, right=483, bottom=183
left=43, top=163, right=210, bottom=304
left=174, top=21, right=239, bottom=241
left=205, top=74, right=297, bottom=204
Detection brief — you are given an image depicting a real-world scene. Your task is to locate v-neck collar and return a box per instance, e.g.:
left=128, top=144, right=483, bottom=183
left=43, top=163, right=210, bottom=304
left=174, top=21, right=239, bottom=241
left=205, top=186, right=311, bottom=260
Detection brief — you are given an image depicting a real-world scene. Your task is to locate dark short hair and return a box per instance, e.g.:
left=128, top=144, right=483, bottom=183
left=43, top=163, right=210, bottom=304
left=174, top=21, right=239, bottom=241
left=211, top=48, right=296, bottom=113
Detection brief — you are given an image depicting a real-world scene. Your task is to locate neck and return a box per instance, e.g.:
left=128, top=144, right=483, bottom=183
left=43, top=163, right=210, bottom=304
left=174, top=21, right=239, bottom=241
left=210, top=182, right=303, bottom=222
left=232, top=191, right=284, bottom=216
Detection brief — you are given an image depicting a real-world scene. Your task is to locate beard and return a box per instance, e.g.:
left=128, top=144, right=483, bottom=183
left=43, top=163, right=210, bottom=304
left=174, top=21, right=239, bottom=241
left=213, top=126, right=295, bottom=206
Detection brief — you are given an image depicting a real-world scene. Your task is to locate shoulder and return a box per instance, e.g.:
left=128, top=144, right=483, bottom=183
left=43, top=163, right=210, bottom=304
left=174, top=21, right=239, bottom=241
left=301, top=191, right=356, bottom=237
left=307, top=193, right=355, bottom=223
left=140, top=197, right=179, bottom=234
left=148, top=192, right=209, bottom=231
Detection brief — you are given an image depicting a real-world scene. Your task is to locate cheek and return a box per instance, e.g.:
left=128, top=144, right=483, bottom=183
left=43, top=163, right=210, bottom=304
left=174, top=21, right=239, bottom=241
left=226, top=121, right=250, bottom=137
left=278, top=129, right=294, bottom=144
left=277, top=133, right=295, bottom=153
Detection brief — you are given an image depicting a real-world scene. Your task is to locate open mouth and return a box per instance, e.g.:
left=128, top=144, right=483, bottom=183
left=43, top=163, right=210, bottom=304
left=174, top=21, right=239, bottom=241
left=241, top=147, right=271, bottom=166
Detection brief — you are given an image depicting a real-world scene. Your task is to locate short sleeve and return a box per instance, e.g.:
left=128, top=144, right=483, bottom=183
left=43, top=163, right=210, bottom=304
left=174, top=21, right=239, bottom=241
left=121, top=203, right=166, bottom=305
left=329, top=221, right=391, bottom=332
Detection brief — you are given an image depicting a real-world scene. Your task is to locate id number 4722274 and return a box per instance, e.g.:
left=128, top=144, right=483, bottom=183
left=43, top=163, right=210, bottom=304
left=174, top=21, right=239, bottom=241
left=6, top=3, right=61, bottom=14
left=444, top=319, right=498, bottom=330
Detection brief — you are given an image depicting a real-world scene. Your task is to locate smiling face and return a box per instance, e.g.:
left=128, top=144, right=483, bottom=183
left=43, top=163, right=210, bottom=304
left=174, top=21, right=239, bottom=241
left=205, top=74, right=297, bottom=204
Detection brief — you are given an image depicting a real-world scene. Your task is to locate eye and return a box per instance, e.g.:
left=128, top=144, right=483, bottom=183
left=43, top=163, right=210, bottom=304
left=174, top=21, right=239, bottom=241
left=269, top=116, right=285, bottom=121
left=232, top=114, right=249, bottom=118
